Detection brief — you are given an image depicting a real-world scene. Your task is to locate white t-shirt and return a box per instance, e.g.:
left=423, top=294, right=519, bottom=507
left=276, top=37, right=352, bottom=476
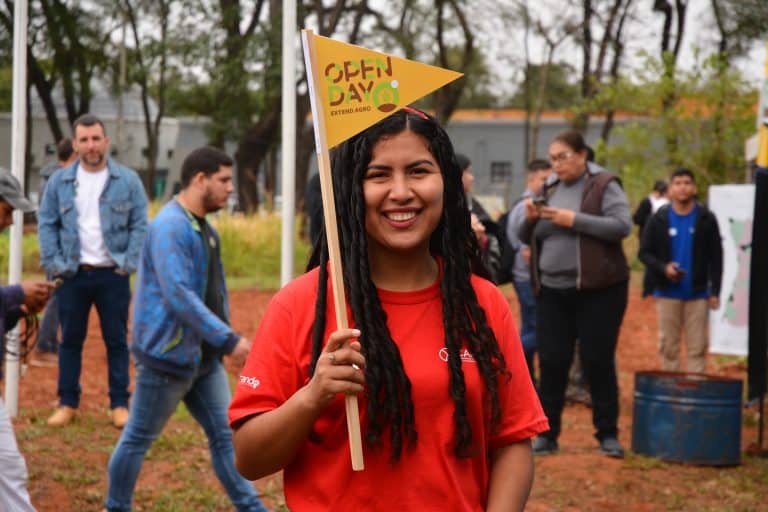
left=75, top=165, right=113, bottom=265
left=649, top=194, right=669, bottom=214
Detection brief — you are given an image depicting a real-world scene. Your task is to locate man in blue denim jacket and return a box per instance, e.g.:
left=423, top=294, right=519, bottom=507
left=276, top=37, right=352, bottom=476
left=38, top=114, right=148, bottom=428
left=105, top=146, right=266, bottom=512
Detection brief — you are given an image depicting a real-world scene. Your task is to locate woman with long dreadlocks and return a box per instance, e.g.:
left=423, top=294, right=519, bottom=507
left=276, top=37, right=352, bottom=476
left=229, top=108, right=548, bottom=511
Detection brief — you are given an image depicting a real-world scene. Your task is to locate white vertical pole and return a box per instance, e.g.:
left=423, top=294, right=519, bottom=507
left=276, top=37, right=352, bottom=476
left=116, top=17, right=127, bottom=155
left=280, top=0, right=297, bottom=287
left=4, top=0, right=29, bottom=418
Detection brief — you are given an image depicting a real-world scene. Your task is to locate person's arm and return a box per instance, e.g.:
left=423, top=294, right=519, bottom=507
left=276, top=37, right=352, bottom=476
left=37, top=175, right=66, bottom=275
left=633, top=198, right=651, bottom=228
left=506, top=201, right=527, bottom=252
left=1, top=285, right=26, bottom=330
left=570, top=181, right=632, bottom=241
left=486, top=440, right=535, bottom=512
left=232, top=329, right=365, bottom=480
left=1, top=282, right=54, bottom=329
left=122, top=172, right=149, bottom=274
left=518, top=199, right=540, bottom=245
left=638, top=213, right=670, bottom=278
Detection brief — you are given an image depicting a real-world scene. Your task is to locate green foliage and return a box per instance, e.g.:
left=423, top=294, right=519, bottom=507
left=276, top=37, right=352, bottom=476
left=0, top=232, right=42, bottom=278
left=577, top=51, right=756, bottom=206
left=0, top=209, right=309, bottom=290
left=428, top=47, right=498, bottom=109
left=211, top=212, right=311, bottom=289
left=0, top=66, right=11, bottom=112
left=508, top=62, right=581, bottom=110
left=714, top=0, right=768, bottom=57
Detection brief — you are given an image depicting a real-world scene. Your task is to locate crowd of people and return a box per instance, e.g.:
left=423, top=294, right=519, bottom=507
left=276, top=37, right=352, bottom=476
left=0, top=107, right=724, bottom=511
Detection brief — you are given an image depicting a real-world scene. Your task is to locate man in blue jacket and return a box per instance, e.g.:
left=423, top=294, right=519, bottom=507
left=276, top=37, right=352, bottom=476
left=105, top=147, right=267, bottom=512
left=38, top=114, right=148, bottom=428
left=0, top=168, right=55, bottom=511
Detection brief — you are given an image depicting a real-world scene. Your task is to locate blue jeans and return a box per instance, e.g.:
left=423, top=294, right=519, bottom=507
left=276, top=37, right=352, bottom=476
left=105, top=361, right=267, bottom=512
left=513, top=279, right=537, bottom=382
left=57, top=267, right=130, bottom=408
left=36, top=272, right=60, bottom=353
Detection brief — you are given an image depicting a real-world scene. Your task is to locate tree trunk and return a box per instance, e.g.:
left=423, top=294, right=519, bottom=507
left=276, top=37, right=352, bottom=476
left=601, top=1, right=631, bottom=143
left=530, top=48, right=556, bottom=159
left=27, top=51, right=64, bottom=142
left=234, top=107, right=282, bottom=213
left=654, top=0, right=687, bottom=164
left=522, top=2, right=532, bottom=163
left=709, top=0, right=728, bottom=181
left=573, top=0, right=593, bottom=133
left=145, top=141, right=158, bottom=198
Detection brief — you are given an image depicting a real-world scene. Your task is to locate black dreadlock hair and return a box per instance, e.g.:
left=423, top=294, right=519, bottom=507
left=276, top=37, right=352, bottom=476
left=307, top=108, right=508, bottom=460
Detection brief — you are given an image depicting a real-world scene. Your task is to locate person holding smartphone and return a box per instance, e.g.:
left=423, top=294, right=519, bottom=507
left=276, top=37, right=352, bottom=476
left=505, top=159, right=552, bottom=383
left=519, top=131, right=632, bottom=459
left=639, top=168, right=723, bottom=374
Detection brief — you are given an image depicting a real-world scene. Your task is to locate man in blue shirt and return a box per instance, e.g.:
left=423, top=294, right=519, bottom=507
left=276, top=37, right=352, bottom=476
left=639, top=168, right=723, bottom=373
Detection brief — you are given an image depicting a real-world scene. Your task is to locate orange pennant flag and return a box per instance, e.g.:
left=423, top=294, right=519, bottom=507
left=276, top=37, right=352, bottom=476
left=305, top=32, right=463, bottom=148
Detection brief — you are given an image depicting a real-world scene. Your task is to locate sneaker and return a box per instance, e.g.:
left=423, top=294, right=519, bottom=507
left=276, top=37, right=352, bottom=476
left=599, top=437, right=625, bottom=458
left=111, top=407, right=129, bottom=428
left=29, top=351, right=58, bottom=368
left=532, top=436, right=559, bottom=455
left=47, top=406, right=76, bottom=427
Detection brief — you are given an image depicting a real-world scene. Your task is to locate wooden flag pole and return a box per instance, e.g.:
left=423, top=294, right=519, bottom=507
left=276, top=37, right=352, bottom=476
left=301, top=29, right=365, bottom=471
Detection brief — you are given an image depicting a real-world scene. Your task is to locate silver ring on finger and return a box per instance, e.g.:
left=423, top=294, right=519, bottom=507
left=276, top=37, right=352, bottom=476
left=328, top=352, right=337, bottom=365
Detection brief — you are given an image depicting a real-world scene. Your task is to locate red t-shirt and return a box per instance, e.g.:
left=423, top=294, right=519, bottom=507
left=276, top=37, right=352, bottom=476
left=229, top=268, right=548, bottom=511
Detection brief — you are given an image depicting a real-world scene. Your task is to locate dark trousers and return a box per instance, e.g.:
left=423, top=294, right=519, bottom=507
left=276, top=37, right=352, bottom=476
left=536, top=281, right=628, bottom=442
left=513, top=279, right=538, bottom=385
left=37, top=272, right=60, bottom=353
left=57, top=267, right=131, bottom=409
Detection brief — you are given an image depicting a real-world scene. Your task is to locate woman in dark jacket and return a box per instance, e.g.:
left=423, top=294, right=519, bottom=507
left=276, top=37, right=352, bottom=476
left=519, top=131, right=632, bottom=458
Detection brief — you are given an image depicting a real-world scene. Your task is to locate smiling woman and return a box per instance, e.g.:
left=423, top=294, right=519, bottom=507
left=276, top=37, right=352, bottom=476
left=229, top=108, right=548, bottom=511
left=363, top=130, right=444, bottom=278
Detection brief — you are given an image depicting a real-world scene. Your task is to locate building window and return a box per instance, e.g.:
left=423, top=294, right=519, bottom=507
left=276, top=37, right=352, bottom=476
left=490, top=161, right=512, bottom=184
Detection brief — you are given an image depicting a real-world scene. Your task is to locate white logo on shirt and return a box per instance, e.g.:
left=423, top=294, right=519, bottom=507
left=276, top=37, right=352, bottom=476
left=669, top=227, right=677, bottom=237
left=438, top=348, right=476, bottom=363
left=239, top=375, right=261, bottom=389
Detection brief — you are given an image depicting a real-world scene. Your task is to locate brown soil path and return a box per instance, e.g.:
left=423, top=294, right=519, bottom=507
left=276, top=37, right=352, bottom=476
left=8, top=285, right=765, bottom=511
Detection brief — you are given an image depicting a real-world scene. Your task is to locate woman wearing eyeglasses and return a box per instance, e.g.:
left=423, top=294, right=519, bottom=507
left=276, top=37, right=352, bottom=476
left=519, top=131, right=632, bottom=458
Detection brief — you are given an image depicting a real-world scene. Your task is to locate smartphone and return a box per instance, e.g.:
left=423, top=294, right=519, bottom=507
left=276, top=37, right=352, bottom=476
left=532, top=196, right=548, bottom=207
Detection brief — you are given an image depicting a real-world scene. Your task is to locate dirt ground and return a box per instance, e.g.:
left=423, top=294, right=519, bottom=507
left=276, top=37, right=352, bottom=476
left=8, top=284, right=768, bottom=511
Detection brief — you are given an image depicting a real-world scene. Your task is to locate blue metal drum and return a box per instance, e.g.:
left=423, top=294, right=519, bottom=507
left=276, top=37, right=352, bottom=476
left=632, top=371, right=742, bottom=466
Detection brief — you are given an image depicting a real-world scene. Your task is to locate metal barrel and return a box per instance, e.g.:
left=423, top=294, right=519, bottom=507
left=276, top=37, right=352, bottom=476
left=631, top=371, right=742, bottom=466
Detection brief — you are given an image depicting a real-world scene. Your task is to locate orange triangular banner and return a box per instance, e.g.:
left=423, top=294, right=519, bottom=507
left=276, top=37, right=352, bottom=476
left=306, top=32, right=463, bottom=148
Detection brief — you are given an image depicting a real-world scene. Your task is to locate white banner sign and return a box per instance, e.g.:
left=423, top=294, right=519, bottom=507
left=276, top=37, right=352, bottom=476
left=708, top=184, right=754, bottom=356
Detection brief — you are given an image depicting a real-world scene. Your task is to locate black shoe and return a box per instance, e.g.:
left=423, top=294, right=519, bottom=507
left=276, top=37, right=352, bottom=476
left=599, top=437, right=625, bottom=458
left=532, top=436, right=559, bottom=455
